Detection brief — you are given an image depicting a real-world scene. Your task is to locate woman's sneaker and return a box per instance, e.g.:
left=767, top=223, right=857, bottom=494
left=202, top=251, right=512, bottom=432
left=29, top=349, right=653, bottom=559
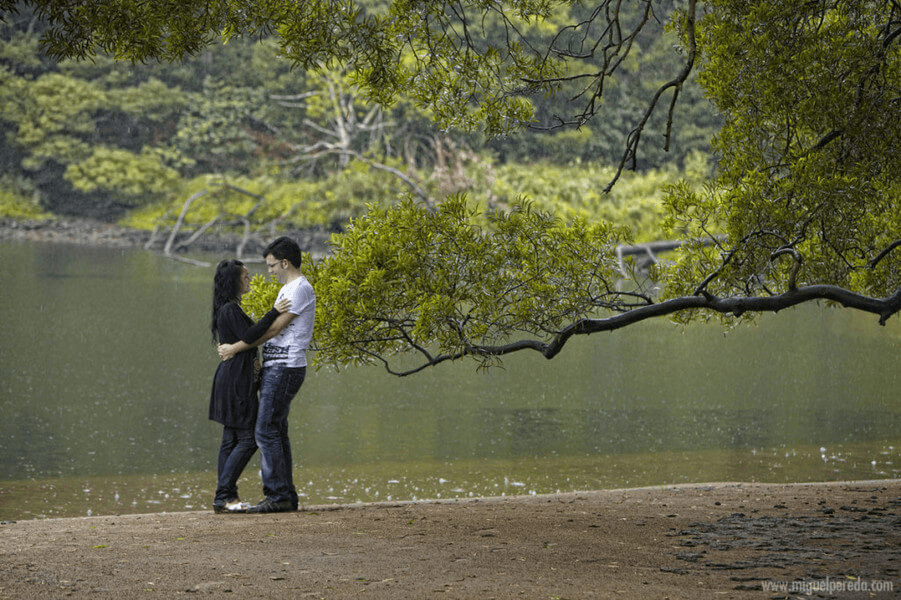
left=214, top=499, right=250, bottom=514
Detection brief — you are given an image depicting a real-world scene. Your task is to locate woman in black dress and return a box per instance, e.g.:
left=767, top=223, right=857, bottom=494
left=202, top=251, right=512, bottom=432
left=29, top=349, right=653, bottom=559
left=209, top=259, right=290, bottom=513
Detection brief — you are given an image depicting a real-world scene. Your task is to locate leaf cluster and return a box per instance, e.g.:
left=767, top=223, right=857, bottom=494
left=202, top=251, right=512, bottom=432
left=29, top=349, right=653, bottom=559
left=661, top=0, right=901, bottom=312
left=485, top=152, right=712, bottom=241
left=0, top=186, right=47, bottom=218
left=308, top=194, right=631, bottom=373
left=240, top=273, right=282, bottom=321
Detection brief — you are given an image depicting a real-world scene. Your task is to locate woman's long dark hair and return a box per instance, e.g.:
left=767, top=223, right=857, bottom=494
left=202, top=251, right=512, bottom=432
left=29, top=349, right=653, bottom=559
left=211, top=259, right=245, bottom=343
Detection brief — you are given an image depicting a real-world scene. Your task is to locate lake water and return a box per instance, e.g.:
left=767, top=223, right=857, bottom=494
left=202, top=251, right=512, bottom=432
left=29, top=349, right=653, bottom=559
left=0, top=240, right=898, bottom=520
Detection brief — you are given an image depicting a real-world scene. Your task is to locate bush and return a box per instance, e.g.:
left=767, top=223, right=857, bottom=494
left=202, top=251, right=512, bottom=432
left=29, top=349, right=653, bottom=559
left=241, top=273, right=282, bottom=320
left=0, top=189, right=49, bottom=219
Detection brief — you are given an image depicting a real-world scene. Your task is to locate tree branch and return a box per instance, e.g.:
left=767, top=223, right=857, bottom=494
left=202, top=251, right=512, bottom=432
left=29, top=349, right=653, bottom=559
left=604, top=0, right=697, bottom=191
left=173, top=216, right=219, bottom=252
left=770, top=246, right=803, bottom=291
left=302, top=147, right=429, bottom=201
left=163, top=189, right=208, bottom=257
left=869, top=239, right=901, bottom=269
left=380, top=284, right=901, bottom=376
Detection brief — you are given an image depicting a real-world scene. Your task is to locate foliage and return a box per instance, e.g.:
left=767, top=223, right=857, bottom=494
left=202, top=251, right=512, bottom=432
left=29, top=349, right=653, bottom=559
left=65, top=147, right=182, bottom=198
left=2, top=1, right=717, bottom=168
left=1, top=1, right=719, bottom=227
left=8, top=71, right=105, bottom=169
left=119, top=155, right=706, bottom=241
left=0, top=51, right=189, bottom=214
left=307, top=195, right=631, bottom=373
left=483, top=152, right=712, bottom=241
left=241, top=274, right=283, bottom=321
left=0, top=186, right=48, bottom=218
left=662, top=0, right=901, bottom=311
left=120, top=160, right=419, bottom=232
left=169, top=78, right=270, bottom=176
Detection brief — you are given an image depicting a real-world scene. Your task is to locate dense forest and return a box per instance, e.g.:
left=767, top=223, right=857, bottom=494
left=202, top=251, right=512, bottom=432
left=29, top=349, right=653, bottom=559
left=0, top=1, right=717, bottom=243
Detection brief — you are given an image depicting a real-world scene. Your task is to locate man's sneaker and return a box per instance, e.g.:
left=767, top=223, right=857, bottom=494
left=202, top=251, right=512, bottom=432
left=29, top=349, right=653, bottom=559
left=246, top=498, right=295, bottom=513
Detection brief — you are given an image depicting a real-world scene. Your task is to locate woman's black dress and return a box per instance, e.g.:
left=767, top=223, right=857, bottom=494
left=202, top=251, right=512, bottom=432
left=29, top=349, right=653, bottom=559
left=209, top=302, right=281, bottom=428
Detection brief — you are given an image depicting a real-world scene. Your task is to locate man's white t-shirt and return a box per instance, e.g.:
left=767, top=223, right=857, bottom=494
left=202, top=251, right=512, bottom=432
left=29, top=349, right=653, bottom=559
left=262, top=276, right=316, bottom=368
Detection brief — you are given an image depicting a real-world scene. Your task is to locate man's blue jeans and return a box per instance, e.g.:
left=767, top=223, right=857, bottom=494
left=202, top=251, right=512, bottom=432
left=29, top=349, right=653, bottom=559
left=256, top=365, right=306, bottom=505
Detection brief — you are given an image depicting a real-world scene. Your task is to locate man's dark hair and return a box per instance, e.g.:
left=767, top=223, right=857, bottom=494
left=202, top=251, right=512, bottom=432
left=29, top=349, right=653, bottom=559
left=264, top=236, right=302, bottom=268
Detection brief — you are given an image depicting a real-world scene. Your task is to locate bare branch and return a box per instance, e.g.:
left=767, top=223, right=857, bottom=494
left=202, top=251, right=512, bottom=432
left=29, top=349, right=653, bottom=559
left=236, top=218, right=252, bottom=259
left=604, top=0, right=697, bottom=191
left=300, top=147, right=429, bottom=201
left=173, top=216, right=219, bottom=252
left=164, top=189, right=208, bottom=257
left=869, top=239, right=901, bottom=268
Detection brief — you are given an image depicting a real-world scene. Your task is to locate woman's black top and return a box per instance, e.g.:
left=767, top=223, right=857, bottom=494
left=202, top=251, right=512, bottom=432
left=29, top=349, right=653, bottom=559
left=209, top=302, right=281, bottom=428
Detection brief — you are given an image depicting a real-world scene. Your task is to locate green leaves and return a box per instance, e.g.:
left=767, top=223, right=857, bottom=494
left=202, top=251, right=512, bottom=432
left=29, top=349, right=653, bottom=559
left=34, top=0, right=233, bottom=63
left=0, top=58, right=190, bottom=209
left=241, top=274, right=283, bottom=320
left=662, top=0, right=901, bottom=306
left=65, top=147, right=181, bottom=197
left=309, top=195, right=627, bottom=373
left=170, top=78, right=265, bottom=175
left=0, top=188, right=48, bottom=219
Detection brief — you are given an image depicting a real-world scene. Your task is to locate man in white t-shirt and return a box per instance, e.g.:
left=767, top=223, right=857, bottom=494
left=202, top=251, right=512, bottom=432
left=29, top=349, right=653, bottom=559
left=218, top=237, right=315, bottom=513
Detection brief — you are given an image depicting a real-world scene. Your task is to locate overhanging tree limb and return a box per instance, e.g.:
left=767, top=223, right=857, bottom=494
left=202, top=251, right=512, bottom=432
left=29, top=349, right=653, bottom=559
left=376, top=284, right=901, bottom=376
left=309, top=196, right=901, bottom=377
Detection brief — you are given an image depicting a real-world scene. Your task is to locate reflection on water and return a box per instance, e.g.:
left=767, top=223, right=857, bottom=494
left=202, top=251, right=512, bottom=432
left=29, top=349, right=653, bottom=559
left=0, top=241, right=899, bottom=520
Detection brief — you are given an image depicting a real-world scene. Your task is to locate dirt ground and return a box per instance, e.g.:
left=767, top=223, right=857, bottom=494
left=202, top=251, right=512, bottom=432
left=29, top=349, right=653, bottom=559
left=1, top=480, right=898, bottom=599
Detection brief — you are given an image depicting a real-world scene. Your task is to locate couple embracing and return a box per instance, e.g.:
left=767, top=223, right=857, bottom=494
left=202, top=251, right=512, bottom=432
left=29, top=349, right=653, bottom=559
left=208, top=237, right=315, bottom=514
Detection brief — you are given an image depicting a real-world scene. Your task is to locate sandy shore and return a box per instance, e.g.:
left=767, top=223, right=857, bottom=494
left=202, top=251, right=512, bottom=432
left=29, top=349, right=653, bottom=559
left=1, top=480, right=898, bottom=599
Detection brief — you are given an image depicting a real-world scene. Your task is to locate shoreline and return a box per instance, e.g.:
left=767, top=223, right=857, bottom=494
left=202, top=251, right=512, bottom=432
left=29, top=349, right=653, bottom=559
left=5, top=478, right=898, bottom=523
left=0, top=216, right=333, bottom=258
left=1, top=480, right=898, bottom=599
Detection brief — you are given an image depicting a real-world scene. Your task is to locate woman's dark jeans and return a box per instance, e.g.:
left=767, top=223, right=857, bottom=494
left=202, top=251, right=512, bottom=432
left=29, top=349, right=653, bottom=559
left=256, top=365, right=306, bottom=506
left=214, top=426, right=257, bottom=505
